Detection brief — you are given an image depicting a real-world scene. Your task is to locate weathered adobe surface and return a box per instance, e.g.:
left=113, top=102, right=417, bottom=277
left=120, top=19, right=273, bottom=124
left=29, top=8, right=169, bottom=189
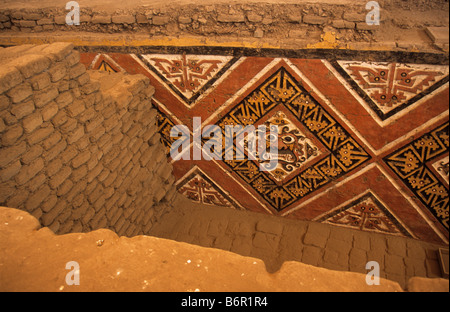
left=1, top=206, right=448, bottom=292
left=0, top=42, right=177, bottom=237
left=0, top=0, right=448, bottom=52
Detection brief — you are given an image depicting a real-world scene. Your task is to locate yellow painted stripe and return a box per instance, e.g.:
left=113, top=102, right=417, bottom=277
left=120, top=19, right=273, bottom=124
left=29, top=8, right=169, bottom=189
left=0, top=33, right=432, bottom=52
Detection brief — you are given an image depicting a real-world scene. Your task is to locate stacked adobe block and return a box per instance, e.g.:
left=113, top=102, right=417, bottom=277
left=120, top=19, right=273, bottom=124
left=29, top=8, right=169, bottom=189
left=0, top=42, right=177, bottom=236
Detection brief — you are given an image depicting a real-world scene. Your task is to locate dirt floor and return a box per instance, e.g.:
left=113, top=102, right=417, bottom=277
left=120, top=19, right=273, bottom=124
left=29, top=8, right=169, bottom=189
left=2, top=206, right=448, bottom=292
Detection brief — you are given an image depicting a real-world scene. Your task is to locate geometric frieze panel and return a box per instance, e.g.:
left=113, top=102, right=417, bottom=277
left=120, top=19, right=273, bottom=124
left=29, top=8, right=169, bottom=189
left=333, top=61, right=449, bottom=121
left=176, top=167, right=242, bottom=210
left=79, top=49, right=449, bottom=244
left=140, top=54, right=240, bottom=106
left=384, top=122, right=449, bottom=231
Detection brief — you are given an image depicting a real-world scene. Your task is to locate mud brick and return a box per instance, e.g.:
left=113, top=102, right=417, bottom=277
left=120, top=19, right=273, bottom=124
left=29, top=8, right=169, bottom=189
left=37, top=18, right=53, bottom=25
left=387, top=236, right=407, bottom=257
left=65, top=50, right=80, bottom=67
left=34, top=86, right=59, bottom=108
left=41, top=195, right=58, bottom=213
left=29, top=72, right=51, bottom=91
left=72, top=150, right=91, bottom=169
left=78, top=107, right=95, bottom=123
left=87, top=163, right=103, bottom=183
left=6, top=189, right=30, bottom=208
left=55, top=91, right=73, bottom=109
left=343, top=12, right=366, bottom=22
left=15, top=158, right=44, bottom=185
left=406, top=240, right=426, bottom=259
left=9, top=54, right=50, bottom=79
left=152, top=16, right=170, bottom=25
left=41, top=102, right=58, bottom=121
left=1, top=125, right=23, bottom=146
left=27, top=124, right=54, bottom=145
left=69, top=63, right=86, bottom=79
left=142, top=124, right=158, bottom=142
left=85, top=115, right=104, bottom=133
left=48, top=63, right=67, bottom=82
left=0, top=110, right=17, bottom=126
left=71, top=165, right=87, bottom=183
left=44, top=140, right=67, bottom=162
left=11, top=101, right=35, bottom=119
left=246, top=13, right=263, bottom=23
left=332, top=19, right=355, bottom=29
left=330, top=227, right=354, bottom=243
left=42, top=25, right=54, bottom=31
left=287, top=14, right=302, bottom=23
left=67, top=126, right=84, bottom=145
left=0, top=14, right=9, bottom=22
left=60, top=117, right=77, bottom=133
left=112, top=14, right=136, bottom=24
left=154, top=146, right=167, bottom=165
left=256, top=219, right=284, bottom=235
left=22, top=112, right=42, bottom=133
left=303, top=15, right=328, bottom=25
left=91, top=15, right=112, bottom=24
left=41, top=199, right=65, bottom=226
left=148, top=132, right=161, bottom=146
left=49, top=166, right=72, bottom=189
left=0, top=160, right=22, bottom=182
left=66, top=99, right=86, bottom=117
left=103, top=115, right=119, bottom=132
left=98, top=170, right=111, bottom=185
left=303, top=222, right=330, bottom=248
left=127, top=124, right=141, bottom=137
left=64, top=179, right=86, bottom=204
left=177, top=16, right=192, bottom=24
left=42, top=42, right=74, bottom=61
left=385, top=254, right=405, bottom=275
left=20, top=144, right=42, bottom=165
left=405, top=258, right=427, bottom=277
left=46, top=158, right=63, bottom=177
left=81, top=81, right=100, bottom=95
left=370, top=235, right=387, bottom=253
left=353, top=233, right=371, bottom=251
left=51, top=110, right=68, bottom=127
left=349, top=248, right=368, bottom=272
left=218, top=14, right=245, bottom=23
left=102, top=171, right=118, bottom=188
left=57, top=179, right=73, bottom=197
left=301, top=245, right=322, bottom=266
left=7, top=83, right=32, bottom=103
left=22, top=13, right=43, bottom=20
left=77, top=72, right=90, bottom=86
left=0, top=95, right=10, bottom=110
left=25, top=184, right=51, bottom=211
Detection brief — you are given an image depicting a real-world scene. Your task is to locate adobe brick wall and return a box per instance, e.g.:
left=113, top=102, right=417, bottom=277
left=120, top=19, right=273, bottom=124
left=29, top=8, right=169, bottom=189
left=0, top=42, right=177, bottom=236
left=0, top=1, right=448, bottom=51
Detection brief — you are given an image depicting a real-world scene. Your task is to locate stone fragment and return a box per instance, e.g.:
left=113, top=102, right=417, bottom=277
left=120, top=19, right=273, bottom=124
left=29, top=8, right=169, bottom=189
left=217, top=14, right=245, bottom=23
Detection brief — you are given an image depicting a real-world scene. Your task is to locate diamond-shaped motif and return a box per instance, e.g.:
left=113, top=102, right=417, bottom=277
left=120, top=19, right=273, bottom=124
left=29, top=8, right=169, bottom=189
left=216, top=66, right=371, bottom=211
